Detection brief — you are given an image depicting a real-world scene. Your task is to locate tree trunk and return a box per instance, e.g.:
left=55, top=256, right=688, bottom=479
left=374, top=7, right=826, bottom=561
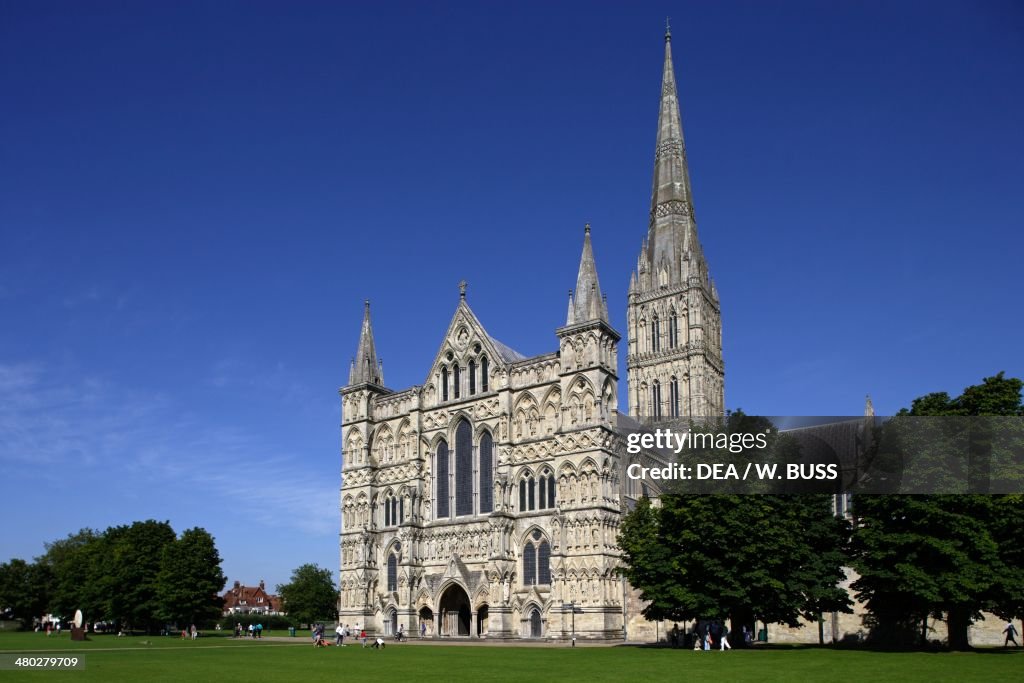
left=818, top=616, right=824, bottom=645
left=946, top=606, right=972, bottom=651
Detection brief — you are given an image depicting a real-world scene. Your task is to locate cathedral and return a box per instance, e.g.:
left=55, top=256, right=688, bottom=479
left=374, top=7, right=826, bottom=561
left=338, top=29, right=724, bottom=640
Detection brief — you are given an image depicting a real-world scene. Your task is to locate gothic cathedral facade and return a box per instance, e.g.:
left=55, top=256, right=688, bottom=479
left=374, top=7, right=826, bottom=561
left=338, top=30, right=724, bottom=640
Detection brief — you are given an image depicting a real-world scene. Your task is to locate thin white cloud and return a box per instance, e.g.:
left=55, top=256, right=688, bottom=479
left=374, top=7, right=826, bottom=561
left=0, top=361, right=337, bottom=536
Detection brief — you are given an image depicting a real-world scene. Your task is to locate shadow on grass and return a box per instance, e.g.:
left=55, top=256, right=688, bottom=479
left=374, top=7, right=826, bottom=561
left=617, top=642, right=1024, bottom=655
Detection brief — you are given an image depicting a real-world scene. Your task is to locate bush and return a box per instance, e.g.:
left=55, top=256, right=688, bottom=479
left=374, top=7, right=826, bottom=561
left=219, top=614, right=293, bottom=632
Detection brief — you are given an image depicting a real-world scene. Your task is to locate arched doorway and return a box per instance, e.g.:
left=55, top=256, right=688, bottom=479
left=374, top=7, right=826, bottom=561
left=477, top=604, right=489, bottom=636
left=384, top=608, right=397, bottom=636
left=438, top=584, right=471, bottom=636
left=418, top=607, right=434, bottom=637
left=529, top=607, right=542, bottom=638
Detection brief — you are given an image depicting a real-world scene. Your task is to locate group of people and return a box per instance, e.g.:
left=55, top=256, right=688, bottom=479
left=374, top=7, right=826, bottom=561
left=312, top=623, right=331, bottom=647
left=180, top=624, right=198, bottom=640
left=313, top=623, right=405, bottom=650
left=664, top=621, right=737, bottom=651
left=234, top=622, right=263, bottom=638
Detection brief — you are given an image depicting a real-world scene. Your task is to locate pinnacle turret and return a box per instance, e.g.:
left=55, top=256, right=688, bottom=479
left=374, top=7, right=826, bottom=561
left=567, top=224, right=608, bottom=325
left=348, top=300, right=383, bottom=385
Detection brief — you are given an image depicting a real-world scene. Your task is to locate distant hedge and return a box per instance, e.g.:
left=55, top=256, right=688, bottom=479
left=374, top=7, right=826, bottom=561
left=219, top=614, right=293, bottom=631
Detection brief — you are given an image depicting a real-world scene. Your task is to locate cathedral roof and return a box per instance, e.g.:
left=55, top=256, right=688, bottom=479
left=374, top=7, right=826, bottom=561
left=487, top=334, right=526, bottom=364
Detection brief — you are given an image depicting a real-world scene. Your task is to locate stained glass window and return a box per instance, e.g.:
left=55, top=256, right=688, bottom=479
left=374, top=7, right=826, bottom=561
left=387, top=553, right=397, bottom=592
left=436, top=440, right=449, bottom=518
left=538, top=541, right=551, bottom=584
left=523, top=534, right=550, bottom=586
left=523, top=543, right=536, bottom=586
left=670, top=377, right=679, bottom=417
left=455, top=419, right=473, bottom=516
left=479, top=431, right=493, bottom=513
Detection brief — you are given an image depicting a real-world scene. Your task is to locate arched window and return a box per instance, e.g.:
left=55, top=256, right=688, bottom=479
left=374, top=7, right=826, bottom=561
left=537, top=469, right=555, bottom=510
left=652, top=381, right=662, bottom=418
left=523, top=543, right=536, bottom=586
left=481, top=356, right=489, bottom=392
left=523, top=530, right=550, bottom=586
left=387, top=552, right=397, bottom=592
left=455, top=419, right=473, bottom=516
left=441, top=366, right=449, bottom=402
left=652, top=314, right=661, bottom=352
left=669, top=309, right=678, bottom=348
left=519, top=474, right=538, bottom=512
left=538, top=541, right=551, bottom=584
left=469, top=359, right=477, bottom=395
left=454, top=365, right=461, bottom=399
left=479, top=431, right=493, bottom=513
left=670, top=377, right=680, bottom=418
left=384, top=493, right=400, bottom=527
left=436, top=440, right=449, bottom=518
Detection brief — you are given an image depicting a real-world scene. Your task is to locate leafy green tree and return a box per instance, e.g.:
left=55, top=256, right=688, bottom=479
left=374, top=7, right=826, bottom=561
left=277, top=564, right=337, bottom=626
left=0, top=558, right=51, bottom=628
left=990, top=494, right=1024, bottom=638
left=105, top=520, right=177, bottom=632
left=852, top=372, right=1024, bottom=650
left=38, top=529, right=102, bottom=620
left=618, top=493, right=850, bottom=643
left=156, top=528, right=226, bottom=628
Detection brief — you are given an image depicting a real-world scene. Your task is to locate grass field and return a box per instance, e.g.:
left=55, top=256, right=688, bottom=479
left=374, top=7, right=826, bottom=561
left=0, top=632, right=1020, bottom=682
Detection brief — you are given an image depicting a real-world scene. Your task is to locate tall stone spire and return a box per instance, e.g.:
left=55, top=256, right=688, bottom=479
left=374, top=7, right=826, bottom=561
left=645, top=27, right=704, bottom=288
left=626, top=30, right=724, bottom=420
left=349, top=300, right=383, bottom=385
left=567, top=224, right=608, bottom=325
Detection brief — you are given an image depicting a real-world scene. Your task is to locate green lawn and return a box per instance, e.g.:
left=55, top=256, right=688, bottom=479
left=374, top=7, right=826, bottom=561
left=0, top=632, right=1019, bottom=682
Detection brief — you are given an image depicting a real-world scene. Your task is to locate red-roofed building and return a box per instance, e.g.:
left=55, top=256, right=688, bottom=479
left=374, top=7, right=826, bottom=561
left=221, top=580, right=284, bottom=616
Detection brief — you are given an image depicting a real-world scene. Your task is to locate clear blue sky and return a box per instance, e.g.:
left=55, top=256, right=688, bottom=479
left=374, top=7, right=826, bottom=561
left=2, top=1, right=1022, bottom=590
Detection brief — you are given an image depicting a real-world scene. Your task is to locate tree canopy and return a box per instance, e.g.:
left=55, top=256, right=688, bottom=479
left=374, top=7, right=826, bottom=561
left=851, top=372, right=1024, bottom=649
left=0, top=521, right=226, bottom=632
left=276, top=564, right=337, bottom=626
left=618, top=493, right=850, bottom=642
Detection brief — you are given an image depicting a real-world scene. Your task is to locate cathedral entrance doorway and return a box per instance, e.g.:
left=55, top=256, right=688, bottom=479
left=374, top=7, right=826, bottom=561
left=418, top=607, right=434, bottom=636
left=477, top=604, right=489, bottom=636
left=529, top=608, right=542, bottom=638
left=439, top=585, right=471, bottom=636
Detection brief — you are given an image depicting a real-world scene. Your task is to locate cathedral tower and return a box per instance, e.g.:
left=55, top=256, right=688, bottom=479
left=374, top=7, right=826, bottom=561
left=626, top=27, right=725, bottom=419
